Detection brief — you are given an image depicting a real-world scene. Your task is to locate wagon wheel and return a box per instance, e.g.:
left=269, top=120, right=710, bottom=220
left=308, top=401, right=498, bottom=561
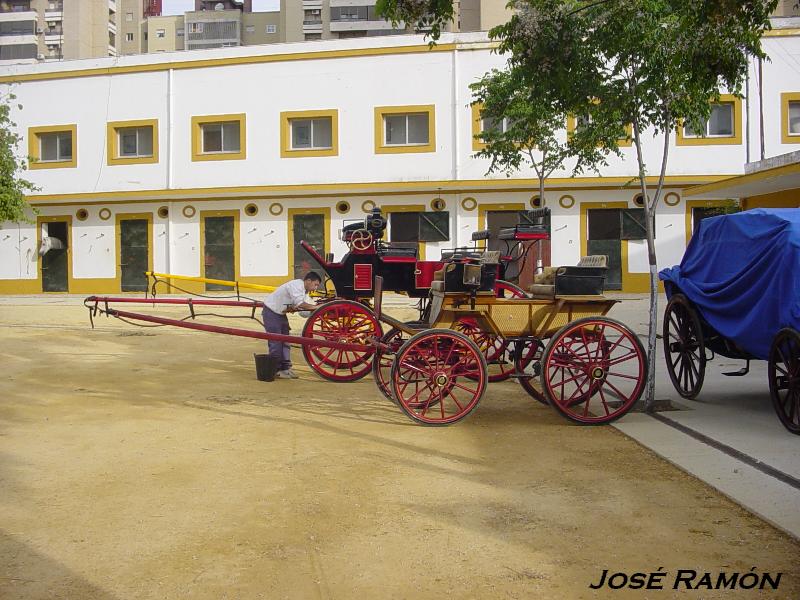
left=302, top=299, right=382, bottom=382
left=541, top=317, right=647, bottom=425
left=494, top=279, right=527, bottom=298
left=391, top=329, right=488, bottom=425
left=452, top=316, right=514, bottom=382
left=515, top=338, right=548, bottom=405
left=372, top=327, right=408, bottom=403
left=768, top=328, right=800, bottom=435
left=663, top=294, right=706, bottom=399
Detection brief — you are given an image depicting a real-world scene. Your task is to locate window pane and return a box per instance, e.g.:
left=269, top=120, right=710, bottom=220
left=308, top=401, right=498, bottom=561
left=291, top=119, right=311, bottom=148
left=120, top=129, right=138, bottom=156
left=222, top=122, right=240, bottom=152
left=683, top=120, right=703, bottom=137
left=58, top=133, right=72, bottom=160
left=203, top=124, right=222, bottom=152
left=419, top=211, right=450, bottom=242
left=407, top=113, right=429, bottom=144
left=40, top=133, right=58, bottom=161
left=708, top=103, right=733, bottom=136
left=389, top=212, right=418, bottom=242
left=311, top=117, right=332, bottom=148
left=789, top=101, right=800, bottom=135
left=621, top=209, right=648, bottom=240
left=385, top=114, right=406, bottom=145
left=138, top=127, right=153, bottom=156
left=481, top=115, right=503, bottom=135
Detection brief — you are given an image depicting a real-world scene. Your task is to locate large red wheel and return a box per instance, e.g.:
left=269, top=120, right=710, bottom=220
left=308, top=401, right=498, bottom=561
left=768, top=328, right=800, bottom=435
left=541, top=317, right=646, bottom=425
left=391, top=329, right=488, bottom=426
left=663, top=294, right=706, bottom=399
left=452, top=316, right=514, bottom=382
left=515, top=338, right=548, bottom=405
left=494, top=279, right=527, bottom=298
left=372, top=327, right=408, bottom=403
left=301, top=300, right=381, bottom=382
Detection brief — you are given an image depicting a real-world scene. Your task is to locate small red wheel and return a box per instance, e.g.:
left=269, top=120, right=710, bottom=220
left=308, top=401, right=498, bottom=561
left=494, top=279, right=527, bottom=298
left=541, top=317, right=646, bottom=425
left=768, top=328, right=800, bottom=435
left=452, top=316, right=514, bottom=382
left=514, top=338, right=548, bottom=405
left=372, top=327, right=408, bottom=403
left=302, top=299, right=382, bottom=382
left=391, top=329, right=488, bottom=425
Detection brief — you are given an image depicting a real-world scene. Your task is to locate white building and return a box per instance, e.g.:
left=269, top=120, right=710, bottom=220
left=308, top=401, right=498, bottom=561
left=0, top=26, right=799, bottom=295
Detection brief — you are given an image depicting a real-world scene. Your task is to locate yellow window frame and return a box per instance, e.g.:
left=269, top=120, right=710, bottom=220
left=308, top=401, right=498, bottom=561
left=280, top=109, right=339, bottom=158
left=191, top=113, right=246, bottom=161
left=676, top=95, right=742, bottom=146
left=28, top=124, right=77, bottom=170
left=781, top=92, right=800, bottom=145
left=374, top=105, right=435, bottom=154
left=107, top=119, right=159, bottom=165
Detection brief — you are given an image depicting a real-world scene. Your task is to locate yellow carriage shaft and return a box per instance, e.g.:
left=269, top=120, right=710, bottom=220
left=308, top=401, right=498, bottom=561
left=145, top=272, right=328, bottom=296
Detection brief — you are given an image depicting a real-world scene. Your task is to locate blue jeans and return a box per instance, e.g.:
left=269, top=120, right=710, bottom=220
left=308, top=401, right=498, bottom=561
left=263, top=307, right=291, bottom=371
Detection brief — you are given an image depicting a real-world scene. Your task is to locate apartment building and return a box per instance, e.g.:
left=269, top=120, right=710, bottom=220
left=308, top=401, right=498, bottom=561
left=0, top=0, right=120, bottom=64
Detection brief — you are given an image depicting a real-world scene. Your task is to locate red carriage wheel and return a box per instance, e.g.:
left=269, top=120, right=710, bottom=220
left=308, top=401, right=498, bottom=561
left=768, top=328, right=800, bottom=435
left=452, top=316, right=514, bottom=382
left=663, top=294, right=706, bottom=399
left=540, top=317, right=646, bottom=425
left=494, top=279, right=527, bottom=298
left=372, top=327, right=408, bottom=403
left=391, top=329, right=488, bottom=425
left=514, top=338, right=548, bottom=405
left=302, top=300, right=382, bottom=382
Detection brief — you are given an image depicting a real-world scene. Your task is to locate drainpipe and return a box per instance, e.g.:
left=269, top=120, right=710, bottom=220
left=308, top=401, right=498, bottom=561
left=451, top=44, right=460, bottom=246
left=166, top=68, right=174, bottom=278
left=745, top=67, right=750, bottom=164
left=758, top=56, right=765, bottom=161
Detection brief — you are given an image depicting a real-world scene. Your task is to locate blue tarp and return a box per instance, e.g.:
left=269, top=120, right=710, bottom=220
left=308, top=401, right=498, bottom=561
left=659, top=208, right=800, bottom=360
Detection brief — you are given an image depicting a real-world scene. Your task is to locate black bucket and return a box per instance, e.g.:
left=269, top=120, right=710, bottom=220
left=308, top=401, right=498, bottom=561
left=254, top=354, right=277, bottom=382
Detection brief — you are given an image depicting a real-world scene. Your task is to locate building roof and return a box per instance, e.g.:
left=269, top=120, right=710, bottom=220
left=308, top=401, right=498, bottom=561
left=683, top=151, right=800, bottom=199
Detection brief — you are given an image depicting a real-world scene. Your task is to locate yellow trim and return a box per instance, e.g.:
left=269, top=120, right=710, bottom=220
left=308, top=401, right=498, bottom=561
left=664, top=192, right=681, bottom=206
left=381, top=203, right=427, bottom=260
left=470, top=102, right=494, bottom=151
left=115, top=212, right=154, bottom=293
left=200, top=210, right=240, bottom=292
left=780, top=92, right=800, bottom=145
left=684, top=162, right=800, bottom=197
left=280, top=109, right=339, bottom=158
left=36, top=214, right=72, bottom=293
left=764, top=29, right=800, bottom=38
left=191, top=114, right=246, bottom=162
left=374, top=105, right=436, bottom=154
left=579, top=202, right=650, bottom=293
left=28, top=125, right=77, bottom=170
left=675, top=95, right=743, bottom=146
left=25, top=175, right=732, bottom=205
left=0, top=43, right=458, bottom=85
left=288, top=207, right=332, bottom=279
left=566, top=116, right=633, bottom=147
left=0, top=278, right=42, bottom=294
left=107, top=119, right=159, bottom=165
left=684, top=199, right=735, bottom=243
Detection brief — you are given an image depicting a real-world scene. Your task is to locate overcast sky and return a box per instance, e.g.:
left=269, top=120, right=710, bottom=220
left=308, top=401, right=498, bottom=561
left=161, top=0, right=280, bottom=16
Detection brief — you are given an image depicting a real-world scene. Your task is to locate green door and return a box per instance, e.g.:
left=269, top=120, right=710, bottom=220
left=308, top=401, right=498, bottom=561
left=120, top=219, right=149, bottom=292
left=587, top=209, right=622, bottom=290
left=293, top=213, right=325, bottom=279
left=41, top=221, right=69, bottom=293
left=204, top=216, right=235, bottom=291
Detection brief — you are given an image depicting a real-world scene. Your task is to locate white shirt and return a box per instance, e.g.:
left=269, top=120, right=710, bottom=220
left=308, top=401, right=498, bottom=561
left=264, top=279, right=308, bottom=314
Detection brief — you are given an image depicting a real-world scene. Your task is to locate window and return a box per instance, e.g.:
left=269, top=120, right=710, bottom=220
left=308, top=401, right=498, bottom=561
left=189, top=22, right=203, bottom=33
left=125, top=32, right=134, bottom=41
left=471, top=103, right=512, bottom=151
left=781, top=92, right=800, bottom=144
left=156, top=28, right=165, bottom=38
left=176, top=28, right=184, bottom=36
left=566, top=113, right=633, bottom=148
left=107, top=120, right=158, bottom=165
left=374, top=105, right=436, bottom=154
left=191, top=114, right=246, bottom=162
left=304, top=33, right=321, bottom=40
left=280, top=110, right=338, bottom=158
left=676, top=94, right=742, bottom=146
left=389, top=211, right=450, bottom=243
left=245, top=25, right=254, bottom=33
left=266, top=24, right=276, bottom=33
left=28, top=125, right=77, bottom=170
left=125, top=12, right=133, bottom=21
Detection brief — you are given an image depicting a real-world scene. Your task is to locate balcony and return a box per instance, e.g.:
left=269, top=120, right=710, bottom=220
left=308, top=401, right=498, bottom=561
left=108, top=45, right=117, bottom=56
left=302, top=21, right=323, bottom=33
left=329, top=19, right=395, bottom=32
left=302, top=0, right=323, bottom=7
left=44, top=10, right=63, bottom=22
left=108, top=0, right=116, bottom=11
left=44, top=33, right=63, bottom=44
left=0, top=10, right=36, bottom=23
left=329, top=0, right=377, bottom=6
left=108, top=21, right=116, bottom=35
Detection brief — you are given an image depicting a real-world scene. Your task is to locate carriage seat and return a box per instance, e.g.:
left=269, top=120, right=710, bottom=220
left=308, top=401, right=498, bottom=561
left=528, top=255, right=608, bottom=299
left=378, top=244, right=418, bottom=258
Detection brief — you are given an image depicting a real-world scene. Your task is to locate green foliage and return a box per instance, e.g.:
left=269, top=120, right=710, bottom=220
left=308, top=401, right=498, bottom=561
left=375, top=0, right=455, bottom=40
left=0, top=91, right=38, bottom=224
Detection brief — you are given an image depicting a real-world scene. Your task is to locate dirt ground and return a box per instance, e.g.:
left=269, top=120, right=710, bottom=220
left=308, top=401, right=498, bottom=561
left=0, top=299, right=798, bottom=599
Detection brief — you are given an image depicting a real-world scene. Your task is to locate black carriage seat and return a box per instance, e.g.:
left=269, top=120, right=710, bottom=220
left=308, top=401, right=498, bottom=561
left=377, top=242, right=418, bottom=258
left=528, top=255, right=608, bottom=299
left=430, top=251, right=501, bottom=292
left=471, top=229, right=491, bottom=241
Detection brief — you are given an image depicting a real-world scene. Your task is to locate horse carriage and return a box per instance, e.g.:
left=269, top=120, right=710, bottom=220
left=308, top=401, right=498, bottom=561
left=660, top=208, right=800, bottom=435
left=84, top=205, right=647, bottom=426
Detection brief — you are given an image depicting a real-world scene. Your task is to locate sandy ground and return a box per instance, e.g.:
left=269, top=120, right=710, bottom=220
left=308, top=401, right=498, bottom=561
left=0, top=299, right=798, bottom=599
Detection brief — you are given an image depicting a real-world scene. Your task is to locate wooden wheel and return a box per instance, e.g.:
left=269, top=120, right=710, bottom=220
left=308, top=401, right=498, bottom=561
left=372, top=327, right=408, bottom=403
left=391, top=329, right=488, bottom=425
left=541, top=317, right=647, bottom=425
left=302, top=300, right=381, bottom=382
left=494, top=279, right=527, bottom=298
left=452, top=316, right=514, bottom=382
left=663, top=294, right=706, bottom=399
left=768, top=328, right=800, bottom=435
left=514, top=338, right=548, bottom=405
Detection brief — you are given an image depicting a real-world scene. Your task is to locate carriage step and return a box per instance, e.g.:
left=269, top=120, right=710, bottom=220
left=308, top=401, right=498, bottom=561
left=721, top=360, right=750, bottom=377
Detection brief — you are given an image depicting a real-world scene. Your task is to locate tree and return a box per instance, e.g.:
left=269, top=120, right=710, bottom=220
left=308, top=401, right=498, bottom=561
left=0, top=90, right=38, bottom=224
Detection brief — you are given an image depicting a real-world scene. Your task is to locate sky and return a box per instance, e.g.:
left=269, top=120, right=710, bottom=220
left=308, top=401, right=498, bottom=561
left=161, top=0, right=280, bottom=16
